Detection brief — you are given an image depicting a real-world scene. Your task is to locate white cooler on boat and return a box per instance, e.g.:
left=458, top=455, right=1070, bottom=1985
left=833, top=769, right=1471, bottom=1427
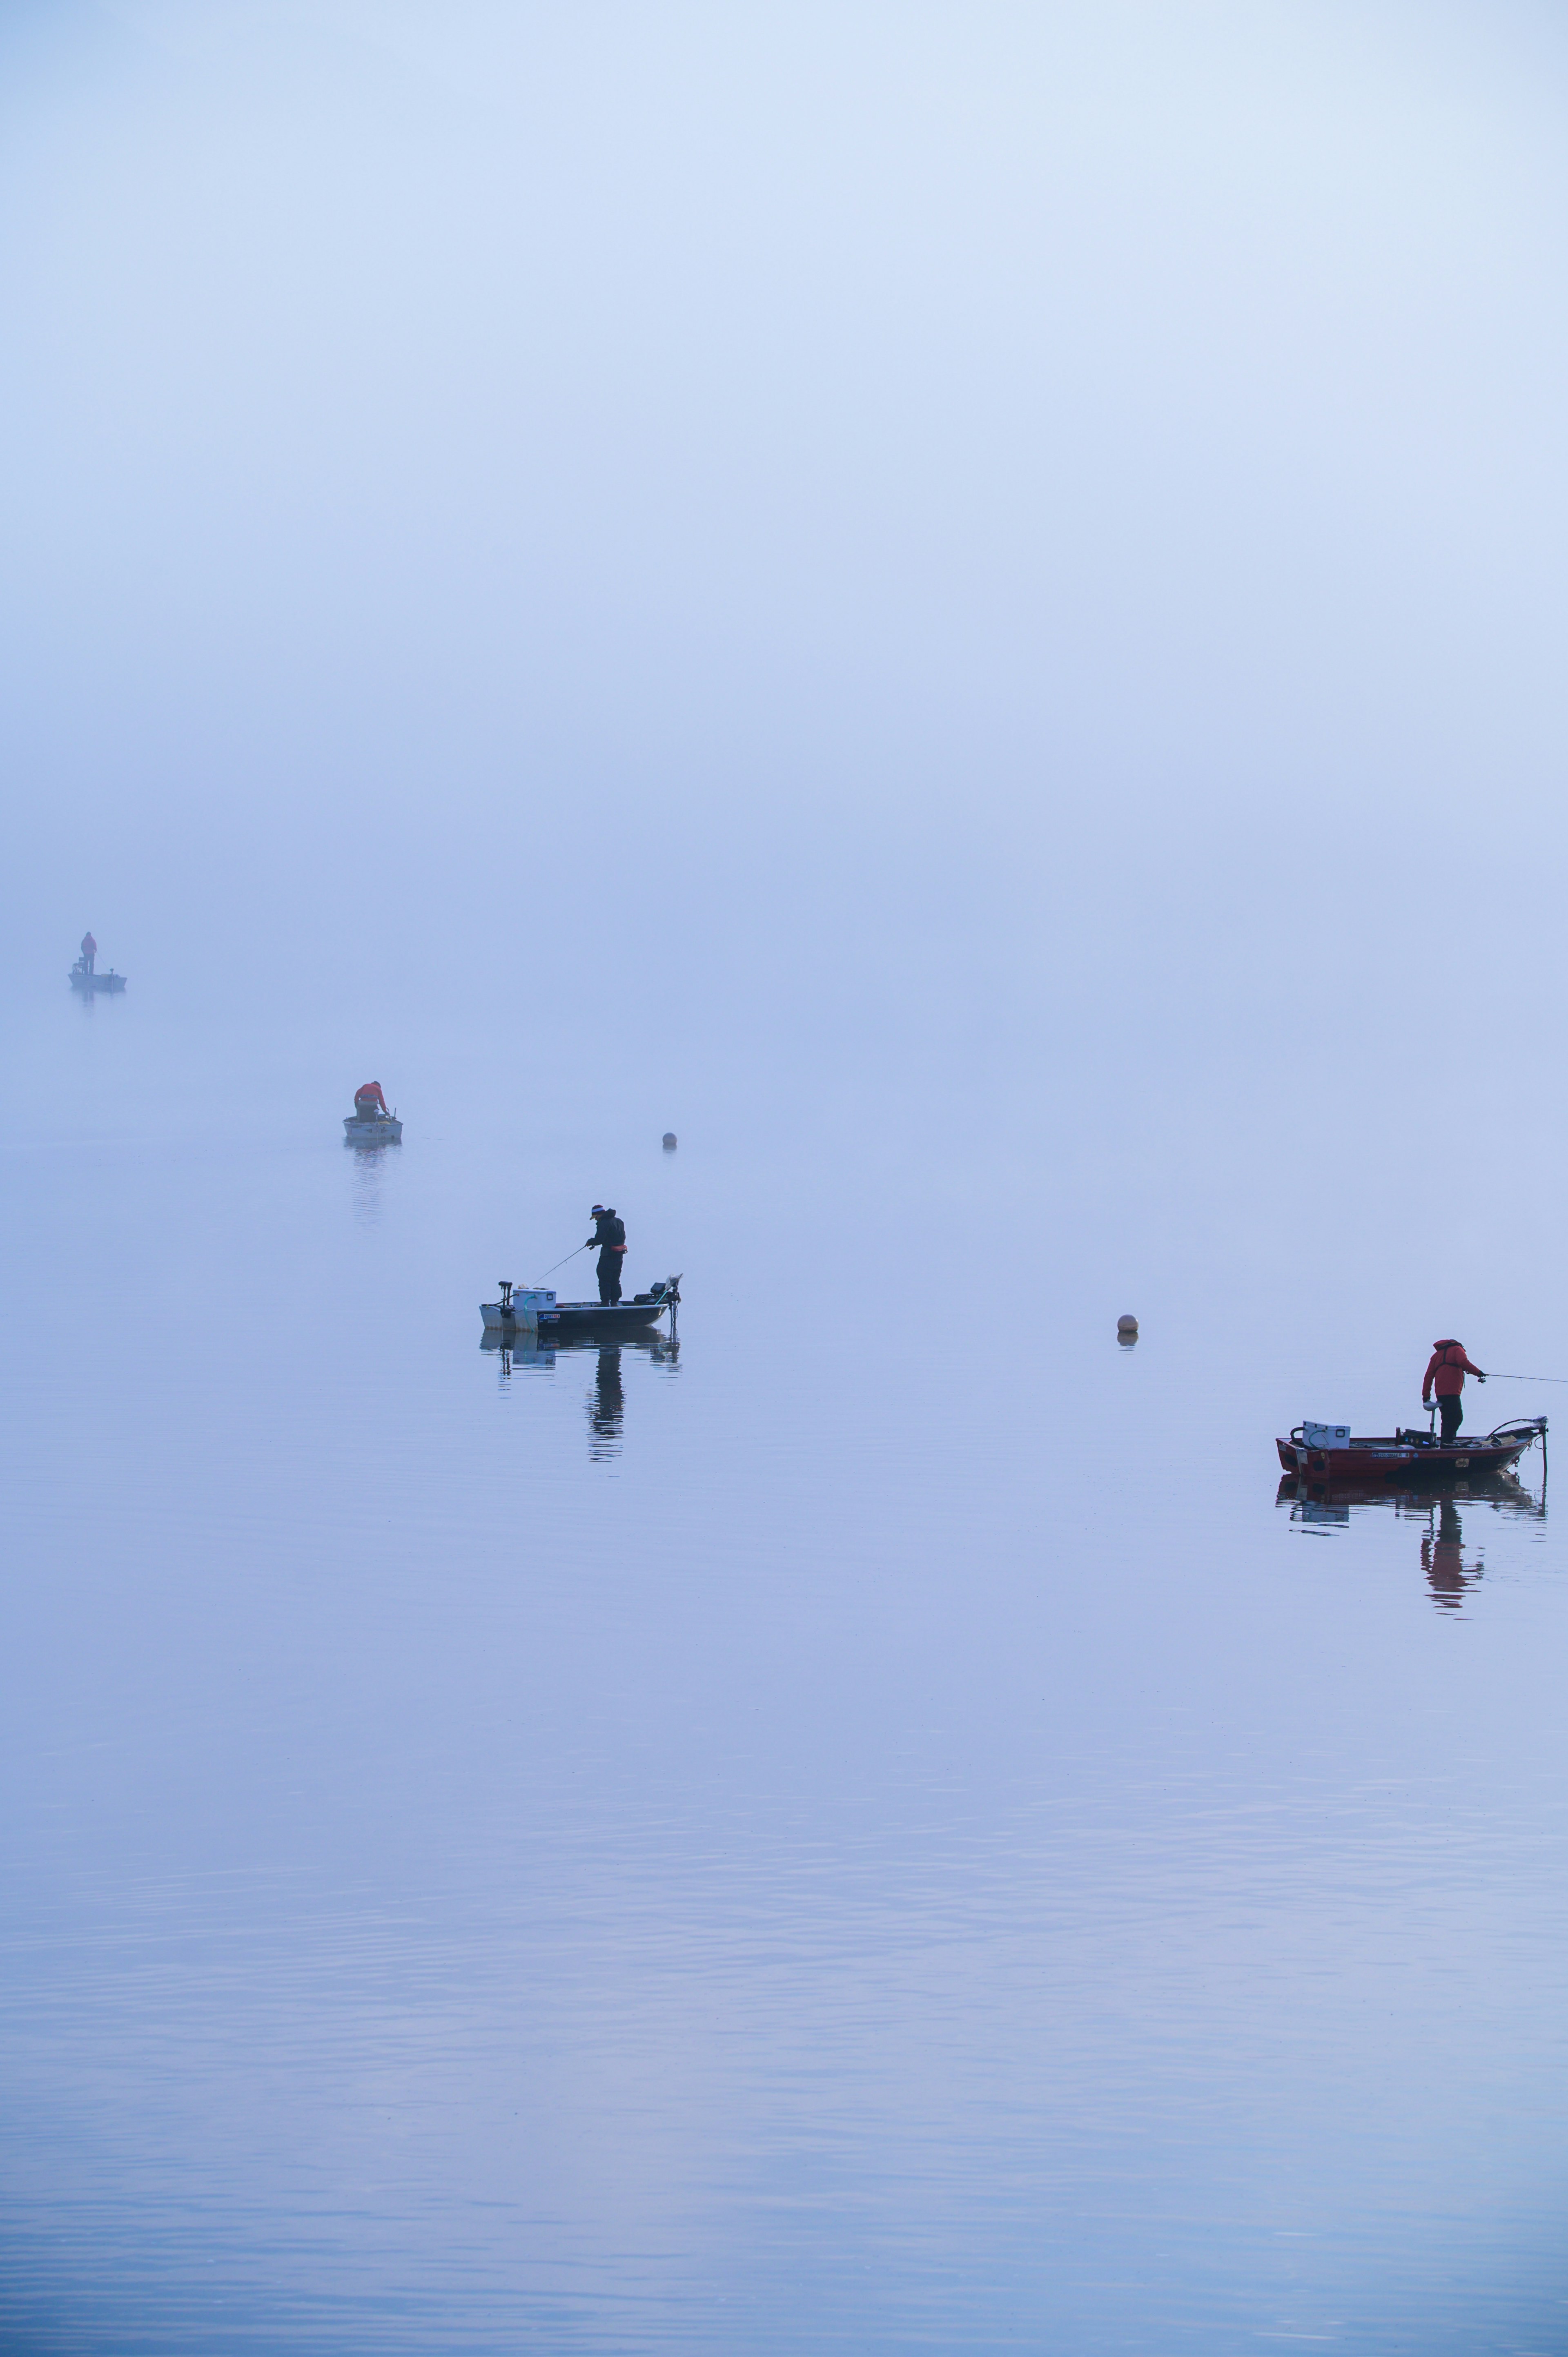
left=509, top=1288, right=555, bottom=1330
left=1301, top=1421, right=1351, bottom=1451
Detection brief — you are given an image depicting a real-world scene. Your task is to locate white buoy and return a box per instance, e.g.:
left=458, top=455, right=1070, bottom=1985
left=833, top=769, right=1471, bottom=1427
left=662, top=1132, right=677, bottom=1151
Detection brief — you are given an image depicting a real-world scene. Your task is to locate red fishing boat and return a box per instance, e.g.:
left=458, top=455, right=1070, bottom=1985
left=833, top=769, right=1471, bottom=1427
left=1275, top=1418, right=1546, bottom=1481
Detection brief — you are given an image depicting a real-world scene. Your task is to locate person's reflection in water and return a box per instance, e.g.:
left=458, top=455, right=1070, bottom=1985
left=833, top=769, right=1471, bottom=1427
left=588, top=1347, right=624, bottom=1461
left=1422, top=1495, right=1482, bottom=1611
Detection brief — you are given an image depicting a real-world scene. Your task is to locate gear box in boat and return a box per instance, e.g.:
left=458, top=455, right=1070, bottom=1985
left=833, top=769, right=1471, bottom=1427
left=1301, top=1421, right=1352, bottom=1451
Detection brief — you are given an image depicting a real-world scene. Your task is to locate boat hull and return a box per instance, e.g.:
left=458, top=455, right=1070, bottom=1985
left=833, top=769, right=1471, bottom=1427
left=69, top=970, right=126, bottom=993
left=482, top=1276, right=678, bottom=1337
left=344, top=1116, right=403, bottom=1143
left=481, top=1298, right=670, bottom=1335
left=1276, top=1422, right=1544, bottom=1480
left=539, top=1302, right=669, bottom=1335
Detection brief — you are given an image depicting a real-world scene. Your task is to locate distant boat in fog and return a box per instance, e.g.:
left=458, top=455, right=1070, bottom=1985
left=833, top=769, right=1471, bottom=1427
left=343, top=1079, right=402, bottom=1143
left=69, top=931, right=125, bottom=994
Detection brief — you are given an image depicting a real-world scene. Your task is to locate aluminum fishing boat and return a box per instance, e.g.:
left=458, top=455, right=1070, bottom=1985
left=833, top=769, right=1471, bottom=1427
left=480, top=1277, right=680, bottom=1337
left=343, top=1080, right=401, bottom=1143
left=69, top=957, right=125, bottom=994
left=1275, top=1417, right=1546, bottom=1481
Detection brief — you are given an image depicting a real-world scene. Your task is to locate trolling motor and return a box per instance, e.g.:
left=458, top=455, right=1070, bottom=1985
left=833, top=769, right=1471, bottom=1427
left=498, top=1279, right=514, bottom=1323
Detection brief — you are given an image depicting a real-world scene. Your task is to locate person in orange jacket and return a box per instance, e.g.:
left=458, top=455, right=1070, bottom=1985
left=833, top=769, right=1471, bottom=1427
left=1422, top=1338, right=1486, bottom=1444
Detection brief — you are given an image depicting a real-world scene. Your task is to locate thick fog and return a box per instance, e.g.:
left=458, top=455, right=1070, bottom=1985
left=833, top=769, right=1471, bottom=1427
left=6, top=7, right=1568, bottom=1002
left=7, top=0, right=1568, bottom=1365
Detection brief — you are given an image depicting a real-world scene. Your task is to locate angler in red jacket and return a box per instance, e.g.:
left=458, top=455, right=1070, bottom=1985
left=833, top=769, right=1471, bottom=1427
left=1422, top=1338, right=1487, bottom=1444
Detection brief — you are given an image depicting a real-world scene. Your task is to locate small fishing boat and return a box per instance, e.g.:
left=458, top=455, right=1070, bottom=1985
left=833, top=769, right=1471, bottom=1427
left=1275, top=1417, right=1546, bottom=1481
left=343, top=1080, right=402, bottom=1144
left=480, top=1277, right=680, bottom=1336
left=69, top=957, right=126, bottom=994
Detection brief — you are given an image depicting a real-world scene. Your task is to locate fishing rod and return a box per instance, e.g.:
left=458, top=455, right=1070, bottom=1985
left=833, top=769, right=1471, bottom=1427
left=536, top=1241, right=590, bottom=1280
left=1480, top=1372, right=1568, bottom=1385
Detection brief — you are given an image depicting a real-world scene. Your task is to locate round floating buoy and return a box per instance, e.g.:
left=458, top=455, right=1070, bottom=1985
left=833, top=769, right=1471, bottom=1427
left=1117, top=1314, right=1138, bottom=1333
left=662, top=1132, right=677, bottom=1151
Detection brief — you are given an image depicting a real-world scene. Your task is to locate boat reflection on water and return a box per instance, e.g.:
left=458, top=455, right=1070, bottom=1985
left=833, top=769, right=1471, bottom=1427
left=1276, top=1464, right=1546, bottom=1611
left=480, top=1328, right=679, bottom=1460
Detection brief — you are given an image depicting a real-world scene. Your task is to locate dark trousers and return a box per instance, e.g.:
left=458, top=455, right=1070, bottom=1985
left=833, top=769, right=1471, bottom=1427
left=1438, top=1394, right=1463, bottom=1443
left=597, top=1253, right=622, bottom=1306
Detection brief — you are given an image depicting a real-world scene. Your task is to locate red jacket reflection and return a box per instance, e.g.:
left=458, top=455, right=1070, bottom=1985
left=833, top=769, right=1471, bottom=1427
left=1423, top=1340, right=1484, bottom=1400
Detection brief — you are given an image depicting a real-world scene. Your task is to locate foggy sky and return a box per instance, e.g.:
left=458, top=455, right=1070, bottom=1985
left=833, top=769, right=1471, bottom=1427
left=4, top=0, right=1568, bottom=1196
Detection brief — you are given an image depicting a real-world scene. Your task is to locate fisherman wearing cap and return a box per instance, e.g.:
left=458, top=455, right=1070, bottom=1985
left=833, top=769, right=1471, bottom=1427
left=586, top=1204, right=627, bottom=1306
left=1422, top=1338, right=1486, bottom=1444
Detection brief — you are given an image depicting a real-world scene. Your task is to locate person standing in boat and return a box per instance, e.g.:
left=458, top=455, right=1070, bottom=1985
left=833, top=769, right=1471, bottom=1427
left=80, top=931, right=96, bottom=974
left=587, top=1204, right=626, bottom=1306
left=1422, top=1338, right=1486, bottom=1443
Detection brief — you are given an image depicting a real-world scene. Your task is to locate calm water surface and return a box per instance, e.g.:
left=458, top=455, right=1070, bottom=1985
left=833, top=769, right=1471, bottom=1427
left=2, top=988, right=1566, bottom=2355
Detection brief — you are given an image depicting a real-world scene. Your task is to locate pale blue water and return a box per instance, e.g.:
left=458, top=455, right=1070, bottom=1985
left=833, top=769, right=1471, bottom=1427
left=2, top=983, right=1566, bottom=2353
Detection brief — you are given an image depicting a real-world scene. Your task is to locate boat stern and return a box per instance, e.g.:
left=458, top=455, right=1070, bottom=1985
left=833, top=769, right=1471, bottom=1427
left=480, top=1285, right=556, bottom=1333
